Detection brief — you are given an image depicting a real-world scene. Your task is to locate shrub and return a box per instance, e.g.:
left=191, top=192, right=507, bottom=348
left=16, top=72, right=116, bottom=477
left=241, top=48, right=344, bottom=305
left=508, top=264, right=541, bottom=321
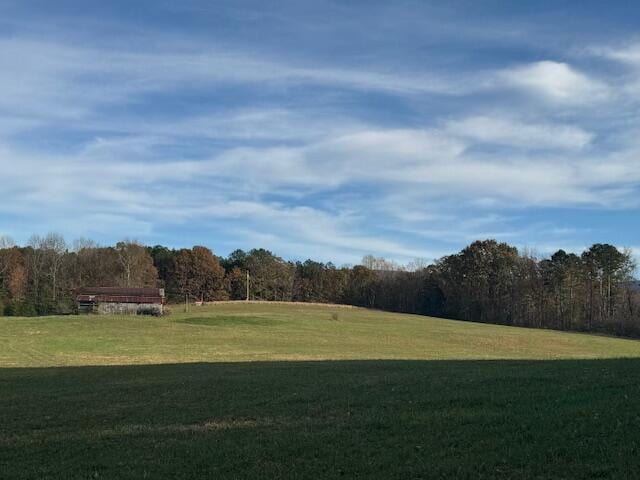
left=54, top=298, right=76, bottom=315
left=35, top=302, right=56, bottom=316
left=136, top=305, right=163, bottom=316
left=14, top=301, right=38, bottom=317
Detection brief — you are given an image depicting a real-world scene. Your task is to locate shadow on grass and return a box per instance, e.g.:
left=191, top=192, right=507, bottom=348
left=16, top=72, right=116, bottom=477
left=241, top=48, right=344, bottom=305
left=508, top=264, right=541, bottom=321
left=1, top=359, right=639, bottom=479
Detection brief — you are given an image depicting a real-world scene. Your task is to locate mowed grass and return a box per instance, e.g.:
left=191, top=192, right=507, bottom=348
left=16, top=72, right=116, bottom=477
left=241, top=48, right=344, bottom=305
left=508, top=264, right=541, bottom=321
left=2, top=303, right=640, bottom=479
left=1, top=303, right=640, bottom=366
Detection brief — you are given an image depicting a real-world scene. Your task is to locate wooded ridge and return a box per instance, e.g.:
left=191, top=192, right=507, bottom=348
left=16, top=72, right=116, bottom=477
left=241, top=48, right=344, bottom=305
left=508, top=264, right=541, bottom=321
left=0, top=234, right=638, bottom=337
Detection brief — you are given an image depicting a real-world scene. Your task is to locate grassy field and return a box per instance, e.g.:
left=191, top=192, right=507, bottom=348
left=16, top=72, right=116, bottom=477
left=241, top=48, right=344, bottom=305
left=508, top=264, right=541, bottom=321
left=2, top=303, right=640, bottom=479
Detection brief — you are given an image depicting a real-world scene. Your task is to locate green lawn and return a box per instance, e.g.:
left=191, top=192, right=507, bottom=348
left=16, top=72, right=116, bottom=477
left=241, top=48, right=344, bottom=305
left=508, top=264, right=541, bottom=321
left=1, top=303, right=640, bottom=479
left=2, top=303, right=639, bottom=366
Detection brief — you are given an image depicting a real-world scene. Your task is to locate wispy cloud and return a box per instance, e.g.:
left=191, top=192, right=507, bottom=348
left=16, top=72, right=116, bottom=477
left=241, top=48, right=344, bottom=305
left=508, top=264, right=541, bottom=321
left=591, top=43, right=640, bottom=66
left=445, top=115, right=593, bottom=150
left=1, top=5, right=640, bottom=263
left=497, top=61, right=610, bottom=104
left=0, top=38, right=469, bottom=125
left=211, top=126, right=640, bottom=207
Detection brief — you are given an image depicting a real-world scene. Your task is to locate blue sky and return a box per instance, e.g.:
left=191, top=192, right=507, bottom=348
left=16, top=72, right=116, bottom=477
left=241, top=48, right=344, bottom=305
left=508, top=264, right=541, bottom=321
left=1, top=1, right=640, bottom=265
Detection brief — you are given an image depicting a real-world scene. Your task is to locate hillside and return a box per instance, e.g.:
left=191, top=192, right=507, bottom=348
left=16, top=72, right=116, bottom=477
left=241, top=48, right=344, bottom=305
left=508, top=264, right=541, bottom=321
left=2, top=304, right=640, bottom=479
left=1, top=303, right=640, bottom=367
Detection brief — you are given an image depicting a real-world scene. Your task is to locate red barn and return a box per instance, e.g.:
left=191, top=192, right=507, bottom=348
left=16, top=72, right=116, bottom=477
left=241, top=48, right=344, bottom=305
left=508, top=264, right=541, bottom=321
left=76, top=287, right=165, bottom=315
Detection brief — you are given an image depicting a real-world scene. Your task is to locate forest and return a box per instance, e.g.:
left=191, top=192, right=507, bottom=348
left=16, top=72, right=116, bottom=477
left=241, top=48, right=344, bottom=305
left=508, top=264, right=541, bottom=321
left=0, top=234, right=638, bottom=337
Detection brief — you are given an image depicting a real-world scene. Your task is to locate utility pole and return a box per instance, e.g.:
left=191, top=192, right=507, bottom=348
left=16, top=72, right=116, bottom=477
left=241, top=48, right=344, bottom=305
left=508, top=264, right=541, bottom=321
left=246, top=270, right=250, bottom=302
left=185, top=293, right=188, bottom=313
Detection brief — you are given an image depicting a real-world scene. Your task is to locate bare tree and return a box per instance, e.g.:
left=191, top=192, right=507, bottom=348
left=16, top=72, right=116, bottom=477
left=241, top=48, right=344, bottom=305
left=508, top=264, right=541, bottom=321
left=361, top=255, right=404, bottom=271
left=73, top=237, right=99, bottom=252
left=115, top=240, right=157, bottom=287
left=41, top=233, right=67, bottom=301
left=0, top=235, right=16, bottom=277
left=27, top=234, right=46, bottom=300
left=116, top=240, right=138, bottom=287
left=406, top=257, right=429, bottom=272
left=0, top=235, right=15, bottom=249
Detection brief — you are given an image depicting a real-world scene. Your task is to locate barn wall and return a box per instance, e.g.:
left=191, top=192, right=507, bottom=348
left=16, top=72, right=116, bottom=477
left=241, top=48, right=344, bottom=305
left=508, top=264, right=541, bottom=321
left=96, top=302, right=163, bottom=316
left=78, top=302, right=97, bottom=314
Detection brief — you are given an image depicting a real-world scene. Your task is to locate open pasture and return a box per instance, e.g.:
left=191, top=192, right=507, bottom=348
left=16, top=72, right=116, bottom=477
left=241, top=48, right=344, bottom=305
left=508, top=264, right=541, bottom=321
left=1, top=303, right=640, bottom=479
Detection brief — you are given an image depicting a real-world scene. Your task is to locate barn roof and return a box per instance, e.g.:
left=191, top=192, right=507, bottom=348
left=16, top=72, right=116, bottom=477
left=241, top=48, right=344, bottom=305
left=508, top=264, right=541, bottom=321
left=76, top=287, right=165, bottom=305
left=77, top=287, right=164, bottom=297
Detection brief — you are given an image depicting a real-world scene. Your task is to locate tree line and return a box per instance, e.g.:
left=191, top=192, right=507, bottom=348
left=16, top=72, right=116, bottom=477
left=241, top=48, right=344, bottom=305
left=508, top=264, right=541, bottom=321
left=0, top=234, right=638, bottom=337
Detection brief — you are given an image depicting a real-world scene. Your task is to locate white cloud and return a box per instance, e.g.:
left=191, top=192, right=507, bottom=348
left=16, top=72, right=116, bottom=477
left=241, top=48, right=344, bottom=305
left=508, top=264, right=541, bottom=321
left=445, top=115, right=593, bottom=150
left=211, top=127, right=640, bottom=207
left=1, top=31, right=639, bottom=263
left=201, top=201, right=437, bottom=262
left=213, top=129, right=467, bottom=190
left=592, top=43, right=640, bottom=66
left=498, top=61, right=610, bottom=104
left=2, top=116, right=639, bottom=261
left=0, top=38, right=466, bottom=126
